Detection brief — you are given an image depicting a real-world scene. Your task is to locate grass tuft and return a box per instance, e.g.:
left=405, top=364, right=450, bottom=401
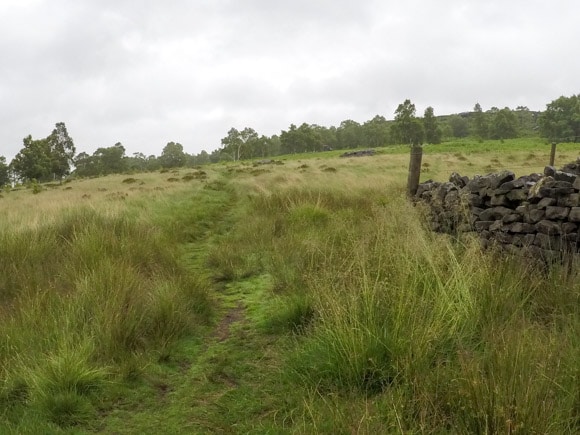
left=41, top=390, right=95, bottom=427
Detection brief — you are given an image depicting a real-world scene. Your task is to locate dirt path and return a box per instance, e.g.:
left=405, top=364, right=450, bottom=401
left=94, top=181, right=293, bottom=434
left=212, top=301, right=246, bottom=343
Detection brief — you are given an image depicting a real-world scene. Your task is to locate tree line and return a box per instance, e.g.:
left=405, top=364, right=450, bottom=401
left=1, top=94, right=578, bottom=186
left=216, top=95, right=578, bottom=160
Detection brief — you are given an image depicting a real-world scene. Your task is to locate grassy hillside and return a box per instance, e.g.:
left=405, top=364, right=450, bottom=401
left=0, top=139, right=578, bottom=433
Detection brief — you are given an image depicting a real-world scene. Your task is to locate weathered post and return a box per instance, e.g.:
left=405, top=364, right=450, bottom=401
left=549, top=142, right=557, bottom=166
left=407, top=145, right=423, bottom=197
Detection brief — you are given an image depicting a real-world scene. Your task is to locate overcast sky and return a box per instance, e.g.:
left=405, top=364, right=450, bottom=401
left=1, top=0, right=578, bottom=161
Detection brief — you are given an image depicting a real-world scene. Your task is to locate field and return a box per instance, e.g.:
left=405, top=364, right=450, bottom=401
left=0, top=138, right=579, bottom=434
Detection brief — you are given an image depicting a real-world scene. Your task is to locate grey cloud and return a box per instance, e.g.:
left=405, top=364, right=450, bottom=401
left=1, top=0, right=579, bottom=162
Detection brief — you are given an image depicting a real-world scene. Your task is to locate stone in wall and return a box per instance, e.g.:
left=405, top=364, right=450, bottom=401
left=414, top=159, right=580, bottom=258
left=559, top=157, right=580, bottom=175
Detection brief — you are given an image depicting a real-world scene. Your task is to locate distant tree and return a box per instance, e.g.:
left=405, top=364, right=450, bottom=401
left=312, top=125, right=336, bottom=150
left=183, top=153, right=195, bottom=167
left=280, top=124, right=299, bottom=154
left=11, top=122, right=75, bottom=182
left=146, top=155, right=161, bottom=171
left=75, top=143, right=130, bottom=177
left=539, top=95, right=580, bottom=142
left=11, top=135, right=52, bottom=181
left=471, top=103, right=488, bottom=140
left=221, top=128, right=242, bottom=159
left=422, top=107, right=442, bottom=144
left=249, top=135, right=270, bottom=158
left=391, top=99, right=424, bottom=145
left=221, top=127, right=259, bottom=160
left=209, top=149, right=221, bottom=163
left=514, top=106, right=537, bottom=136
left=94, top=143, right=128, bottom=174
left=239, top=127, right=260, bottom=158
left=195, top=150, right=210, bottom=165
left=219, top=151, right=235, bottom=162
left=280, top=123, right=324, bottom=154
left=440, top=122, right=454, bottom=141
left=46, top=122, right=76, bottom=178
left=267, top=135, right=282, bottom=156
left=489, top=107, right=519, bottom=140
left=447, top=115, right=470, bottom=138
left=160, top=142, right=186, bottom=168
left=0, top=156, right=9, bottom=186
left=73, top=151, right=97, bottom=177
left=125, top=152, right=147, bottom=172
left=336, top=120, right=363, bottom=149
left=361, top=115, right=390, bottom=147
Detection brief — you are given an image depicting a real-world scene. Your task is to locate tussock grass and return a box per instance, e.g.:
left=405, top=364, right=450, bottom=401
left=0, top=186, right=212, bottom=430
left=1, top=142, right=578, bottom=432
left=215, top=160, right=579, bottom=432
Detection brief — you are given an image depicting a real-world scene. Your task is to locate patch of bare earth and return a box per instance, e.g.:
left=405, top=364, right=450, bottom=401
left=213, top=301, right=245, bottom=342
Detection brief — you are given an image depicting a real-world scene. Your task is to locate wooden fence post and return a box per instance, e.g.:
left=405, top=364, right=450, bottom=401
left=549, top=142, right=557, bottom=167
left=407, top=145, right=423, bottom=197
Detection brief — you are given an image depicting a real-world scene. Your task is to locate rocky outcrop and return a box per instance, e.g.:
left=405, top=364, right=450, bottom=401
left=415, top=158, right=580, bottom=259
left=340, top=149, right=376, bottom=158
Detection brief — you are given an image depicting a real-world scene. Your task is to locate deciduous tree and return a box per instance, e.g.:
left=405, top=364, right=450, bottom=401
left=447, top=115, right=469, bottom=138
left=160, top=142, right=186, bottom=168
left=11, top=135, right=52, bottom=181
left=221, top=127, right=259, bottom=160
left=362, top=115, right=390, bottom=147
left=336, top=120, right=363, bottom=149
left=423, top=107, right=442, bottom=144
left=391, top=99, right=424, bottom=145
left=75, top=143, right=128, bottom=176
left=0, top=156, right=9, bottom=187
left=95, top=143, right=128, bottom=174
left=280, top=123, right=324, bottom=154
left=539, top=94, right=580, bottom=142
left=73, top=152, right=96, bottom=177
left=515, top=106, right=537, bottom=137
left=11, top=122, right=75, bottom=182
left=47, top=122, right=76, bottom=178
left=195, top=150, right=210, bottom=165
left=146, top=155, right=161, bottom=171
left=471, top=103, right=488, bottom=140
left=489, top=107, right=518, bottom=140
left=126, top=152, right=147, bottom=172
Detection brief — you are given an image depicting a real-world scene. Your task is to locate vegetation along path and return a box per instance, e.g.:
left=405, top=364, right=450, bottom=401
left=96, top=177, right=299, bottom=433
left=1, top=147, right=578, bottom=433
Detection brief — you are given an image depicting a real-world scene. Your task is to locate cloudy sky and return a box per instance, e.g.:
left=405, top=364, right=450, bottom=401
left=1, top=0, right=578, bottom=161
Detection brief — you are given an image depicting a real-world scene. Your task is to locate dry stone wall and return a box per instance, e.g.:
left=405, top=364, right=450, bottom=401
left=415, top=158, right=580, bottom=259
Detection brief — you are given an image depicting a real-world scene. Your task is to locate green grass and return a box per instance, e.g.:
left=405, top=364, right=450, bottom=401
left=1, top=141, right=579, bottom=433
left=186, top=163, right=577, bottom=432
left=253, top=186, right=577, bottom=432
left=0, top=188, right=215, bottom=432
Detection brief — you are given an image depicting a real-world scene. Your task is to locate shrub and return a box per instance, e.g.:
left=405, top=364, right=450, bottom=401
left=31, top=181, right=43, bottom=194
left=182, top=170, right=207, bottom=182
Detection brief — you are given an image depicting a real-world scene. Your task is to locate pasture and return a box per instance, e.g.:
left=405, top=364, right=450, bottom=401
left=0, top=138, right=578, bottom=433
